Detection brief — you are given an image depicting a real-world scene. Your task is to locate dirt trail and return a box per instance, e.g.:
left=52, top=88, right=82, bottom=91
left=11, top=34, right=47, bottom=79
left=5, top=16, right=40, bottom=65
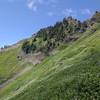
left=0, top=67, right=32, bottom=89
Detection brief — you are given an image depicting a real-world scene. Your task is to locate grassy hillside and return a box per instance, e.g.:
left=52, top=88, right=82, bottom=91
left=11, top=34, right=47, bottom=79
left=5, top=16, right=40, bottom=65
left=0, top=22, right=100, bottom=100
left=0, top=44, right=32, bottom=85
left=0, top=12, right=100, bottom=100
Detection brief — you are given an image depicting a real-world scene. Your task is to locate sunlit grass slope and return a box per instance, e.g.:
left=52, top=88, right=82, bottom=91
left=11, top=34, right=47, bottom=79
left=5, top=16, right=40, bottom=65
left=0, top=23, right=100, bottom=100
left=0, top=45, right=31, bottom=85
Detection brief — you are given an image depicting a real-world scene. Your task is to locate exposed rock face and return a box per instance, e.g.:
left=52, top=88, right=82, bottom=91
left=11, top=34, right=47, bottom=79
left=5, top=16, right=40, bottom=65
left=17, top=51, right=45, bottom=65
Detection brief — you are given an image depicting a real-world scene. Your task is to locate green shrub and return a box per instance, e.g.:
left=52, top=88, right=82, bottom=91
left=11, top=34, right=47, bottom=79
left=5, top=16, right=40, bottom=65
left=22, top=40, right=31, bottom=54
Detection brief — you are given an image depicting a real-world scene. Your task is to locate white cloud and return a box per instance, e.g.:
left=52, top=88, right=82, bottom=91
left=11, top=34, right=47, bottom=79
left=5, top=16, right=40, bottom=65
left=27, top=0, right=45, bottom=12
left=27, top=0, right=56, bottom=11
left=7, top=0, right=57, bottom=12
left=27, top=0, right=38, bottom=11
left=62, top=8, right=77, bottom=17
left=27, top=0, right=57, bottom=12
left=81, top=9, right=92, bottom=15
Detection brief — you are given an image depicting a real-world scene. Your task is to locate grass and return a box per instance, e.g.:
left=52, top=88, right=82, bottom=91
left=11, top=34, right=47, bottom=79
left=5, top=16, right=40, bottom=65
left=0, top=23, right=100, bottom=100
left=0, top=46, right=31, bottom=84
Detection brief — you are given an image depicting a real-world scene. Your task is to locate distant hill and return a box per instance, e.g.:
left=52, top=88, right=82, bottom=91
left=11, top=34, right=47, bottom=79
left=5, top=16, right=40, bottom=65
left=21, top=11, right=100, bottom=56
left=0, top=11, right=100, bottom=100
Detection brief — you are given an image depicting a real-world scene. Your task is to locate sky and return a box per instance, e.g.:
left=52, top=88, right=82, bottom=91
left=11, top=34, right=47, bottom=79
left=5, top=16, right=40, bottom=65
left=0, top=0, right=100, bottom=47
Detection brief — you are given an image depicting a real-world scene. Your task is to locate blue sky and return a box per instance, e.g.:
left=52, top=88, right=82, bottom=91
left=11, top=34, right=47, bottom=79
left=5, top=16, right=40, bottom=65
left=0, top=0, right=100, bottom=47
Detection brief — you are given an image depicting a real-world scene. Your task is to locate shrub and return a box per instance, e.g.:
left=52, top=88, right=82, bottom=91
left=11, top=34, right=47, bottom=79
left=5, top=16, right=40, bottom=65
left=22, top=40, right=31, bottom=54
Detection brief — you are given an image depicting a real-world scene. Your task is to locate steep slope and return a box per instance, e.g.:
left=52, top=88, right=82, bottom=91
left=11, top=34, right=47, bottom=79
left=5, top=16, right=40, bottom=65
left=0, top=23, right=100, bottom=100
left=21, top=12, right=100, bottom=56
left=0, top=45, right=21, bottom=84
left=0, top=43, right=33, bottom=87
left=0, top=12, right=100, bottom=100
